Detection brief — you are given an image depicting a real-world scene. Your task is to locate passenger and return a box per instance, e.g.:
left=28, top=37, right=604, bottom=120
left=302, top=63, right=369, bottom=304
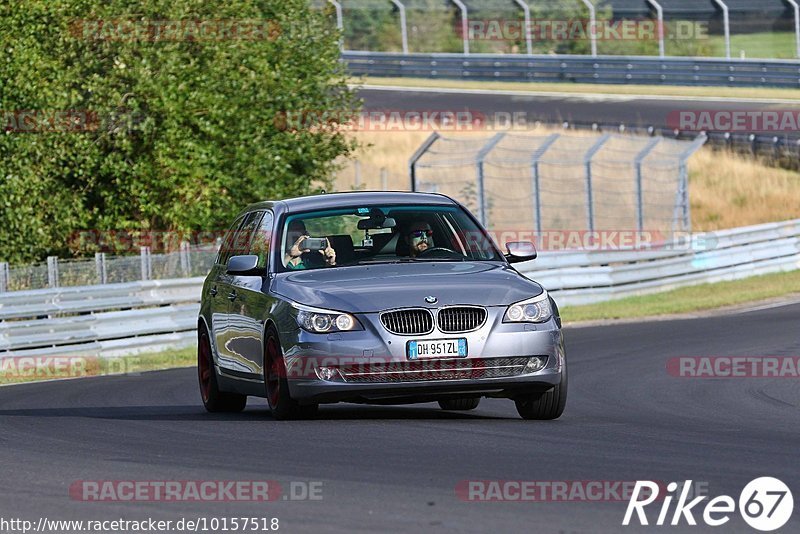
left=284, top=220, right=337, bottom=269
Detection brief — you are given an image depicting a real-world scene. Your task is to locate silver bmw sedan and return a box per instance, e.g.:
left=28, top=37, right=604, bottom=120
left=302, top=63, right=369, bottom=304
left=198, top=191, right=566, bottom=420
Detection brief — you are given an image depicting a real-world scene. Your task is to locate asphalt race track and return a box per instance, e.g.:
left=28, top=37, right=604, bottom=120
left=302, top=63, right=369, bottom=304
left=1, top=303, right=798, bottom=533
left=359, top=86, right=800, bottom=129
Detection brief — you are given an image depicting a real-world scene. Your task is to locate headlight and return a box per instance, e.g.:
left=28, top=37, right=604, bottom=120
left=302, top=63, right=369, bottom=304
left=503, top=293, right=552, bottom=323
left=292, top=303, right=362, bottom=333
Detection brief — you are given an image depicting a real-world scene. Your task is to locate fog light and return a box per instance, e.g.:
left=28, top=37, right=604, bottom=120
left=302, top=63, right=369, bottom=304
left=315, top=366, right=342, bottom=382
left=523, top=357, right=547, bottom=374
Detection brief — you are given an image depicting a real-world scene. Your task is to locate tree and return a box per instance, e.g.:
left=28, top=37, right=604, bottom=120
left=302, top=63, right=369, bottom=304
left=0, top=0, right=359, bottom=263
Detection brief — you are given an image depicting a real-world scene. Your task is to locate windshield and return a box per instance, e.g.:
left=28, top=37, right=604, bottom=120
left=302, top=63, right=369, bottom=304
left=279, top=204, right=503, bottom=271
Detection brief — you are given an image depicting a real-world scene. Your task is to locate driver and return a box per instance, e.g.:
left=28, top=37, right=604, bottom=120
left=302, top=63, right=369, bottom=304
left=404, top=221, right=434, bottom=258
left=284, top=219, right=337, bottom=269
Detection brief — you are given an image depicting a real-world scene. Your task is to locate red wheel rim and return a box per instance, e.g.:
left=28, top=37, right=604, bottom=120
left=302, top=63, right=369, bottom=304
left=198, top=332, right=212, bottom=402
left=265, top=336, right=281, bottom=408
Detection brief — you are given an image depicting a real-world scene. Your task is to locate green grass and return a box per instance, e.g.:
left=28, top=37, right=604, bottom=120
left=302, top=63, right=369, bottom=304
left=709, top=31, right=799, bottom=60
left=356, top=76, right=800, bottom=101
left=0, top=347, right=196, bottom=386
left=561, top=269, right=800, bottom=323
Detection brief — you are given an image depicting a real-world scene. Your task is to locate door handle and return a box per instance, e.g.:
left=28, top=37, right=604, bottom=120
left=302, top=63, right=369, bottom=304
left=209, top=286, right=218, bottom=297
left=227, top=291, right=238, bottom=302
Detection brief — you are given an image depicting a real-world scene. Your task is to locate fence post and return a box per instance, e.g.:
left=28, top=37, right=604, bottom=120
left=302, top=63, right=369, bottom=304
left=46, top=256, right=60, bottom=288
left=451, top=0, right=470, bottom=55
left=646, top=0, right=665, bottom=58
left=579, top=0, right=598, bottom=57
left=584, top=134, right=611, bottom=236
left=140, top=246, right=152, bottom=281
left=389, top=0, right=409, bottom=54
left=634, top=138, right=662, bottom=233
left=327, top=0, right=344, bottom=51
left=380, top=167, right=389, bottom=190
left=789, top=0, right=800, bottom=59
left=354, top=160, right=362, bottom=189
left=513, top=0, right=533, bottom=55
left=676, top=134, right=708, bottom=234
left=180, top=241, right=192, bottom=276
left=530, top=134, right=561, bottom=237
left=95, top=252, right=107, bottom=284
left=409, top=132, right=441, bottom=191
left=0, top=262, right=8, bottom=293
left=712, top=0, right=731, bottom=59
left=475, top=133, right=506, bottom=228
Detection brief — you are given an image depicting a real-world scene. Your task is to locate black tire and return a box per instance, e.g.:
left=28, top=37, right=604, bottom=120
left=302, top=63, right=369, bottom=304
left=264, top=326, right=318, bottom=420
left=515, top=363, right=567, bottom=420
left=198, top=326, right=247, bottom=413
left=438, top=398, right=481, bottom=411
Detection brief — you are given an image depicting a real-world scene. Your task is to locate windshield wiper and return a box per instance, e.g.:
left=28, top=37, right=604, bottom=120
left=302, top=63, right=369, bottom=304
left=410, top=257, right=467, bottom=262
left=356, top=258, right=418, bottom=265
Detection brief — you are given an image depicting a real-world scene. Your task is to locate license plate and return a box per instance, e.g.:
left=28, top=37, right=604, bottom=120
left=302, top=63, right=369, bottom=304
left=407, top=339, right=467, bottom=360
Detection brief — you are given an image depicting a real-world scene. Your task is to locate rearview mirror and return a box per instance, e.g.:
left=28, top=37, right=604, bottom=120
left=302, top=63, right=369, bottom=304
left=357, top=217, right=396, bottom=230
left=227, top=255, right=265, bottom=276
left=505, top=241, right=537, bottom=263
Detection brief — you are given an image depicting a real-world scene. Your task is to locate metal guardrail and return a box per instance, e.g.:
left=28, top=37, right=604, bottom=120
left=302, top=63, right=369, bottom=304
left=343, top=51, right=800, bottom=88
left=0, top=219, right=798, bottom=359
left=0, top=278, right=204, bottom=358
left=525, top=219, right=800, bottom=306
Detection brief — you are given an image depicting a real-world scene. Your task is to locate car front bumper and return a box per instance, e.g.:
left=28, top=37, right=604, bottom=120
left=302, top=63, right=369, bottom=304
left=279, top=307, right=566, bottom=404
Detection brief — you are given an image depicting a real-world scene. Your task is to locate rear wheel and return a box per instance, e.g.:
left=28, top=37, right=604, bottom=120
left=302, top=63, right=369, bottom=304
left=438, top=398, right=480, bottom=411
left=198, top=326, right=247, bottom=413
left=264, top=326, right=318, bottom=420
left=514, top=364, right=567, bottom=420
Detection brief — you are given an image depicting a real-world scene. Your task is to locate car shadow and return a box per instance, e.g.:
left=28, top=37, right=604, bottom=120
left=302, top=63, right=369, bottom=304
left=0, top=403, right=514, bottom=421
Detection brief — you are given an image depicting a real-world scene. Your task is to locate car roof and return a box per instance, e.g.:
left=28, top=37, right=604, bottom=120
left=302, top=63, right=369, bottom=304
left=244, top=191, right=458, bottom=215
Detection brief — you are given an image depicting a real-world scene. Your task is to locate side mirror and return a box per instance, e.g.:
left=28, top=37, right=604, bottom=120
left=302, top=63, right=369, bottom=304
left=505, top=241, right=537, bottom=263
left=227, top=255, right=265, bottom=276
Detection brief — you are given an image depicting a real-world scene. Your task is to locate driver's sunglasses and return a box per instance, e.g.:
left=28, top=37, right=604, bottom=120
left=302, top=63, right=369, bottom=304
left=410, top=229, right=433, bottom=238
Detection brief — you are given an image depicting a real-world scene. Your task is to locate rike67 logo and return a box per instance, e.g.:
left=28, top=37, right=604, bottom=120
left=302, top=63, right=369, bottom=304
left=623, top=478, right=793, bottom=531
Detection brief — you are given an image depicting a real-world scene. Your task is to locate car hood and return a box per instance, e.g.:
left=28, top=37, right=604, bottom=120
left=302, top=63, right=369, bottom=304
left=271, top=262, right=543, bottom=313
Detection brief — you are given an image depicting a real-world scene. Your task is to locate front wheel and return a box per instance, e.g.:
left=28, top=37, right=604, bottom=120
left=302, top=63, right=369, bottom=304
left=264, top=326, right=318, bottom=420
left=515, top=365, right=567, bottom=420
left=198, top=326, right=247, bottom=413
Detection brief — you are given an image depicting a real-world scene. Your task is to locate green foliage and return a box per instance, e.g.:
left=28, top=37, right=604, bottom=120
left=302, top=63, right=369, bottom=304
left=0, top=0, right=359, bottom=264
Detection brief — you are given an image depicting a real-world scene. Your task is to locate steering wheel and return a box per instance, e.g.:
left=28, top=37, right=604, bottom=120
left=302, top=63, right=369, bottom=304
left=415, top=246, right=460, bottom=258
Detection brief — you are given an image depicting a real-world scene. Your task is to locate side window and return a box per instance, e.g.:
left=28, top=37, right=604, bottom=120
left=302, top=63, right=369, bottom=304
left=250, top=211, right=274, bottom=269
left=217, top=211, right=263, bottom=266
left=230, top=211, right=264, bottom=260
left=217, top=215, right=246, bottom=266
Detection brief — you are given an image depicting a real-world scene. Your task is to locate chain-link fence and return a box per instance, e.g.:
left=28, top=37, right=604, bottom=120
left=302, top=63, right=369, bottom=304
left=332, top=159, right=408, bottom=192
left=0, top=244, right=218, bottom=293
left=410, top=131, right=706, bottom=240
